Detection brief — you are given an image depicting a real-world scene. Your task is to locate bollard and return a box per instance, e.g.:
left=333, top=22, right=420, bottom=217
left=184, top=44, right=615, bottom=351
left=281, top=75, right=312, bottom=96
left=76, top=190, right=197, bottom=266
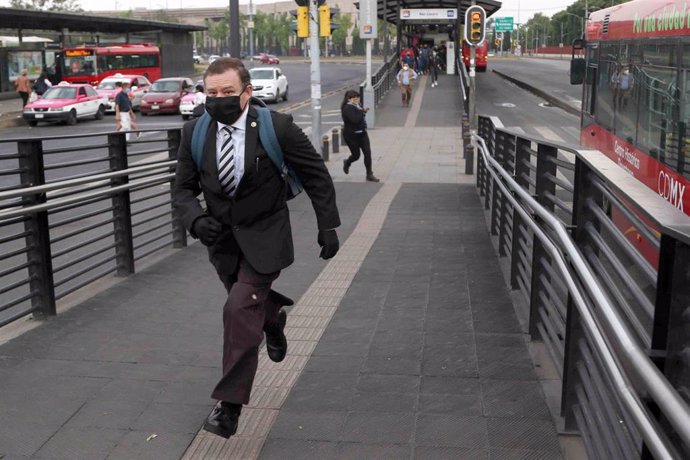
left=331, top=128, right=340, bottom=153
left=322, top=135, right=330, bottom=162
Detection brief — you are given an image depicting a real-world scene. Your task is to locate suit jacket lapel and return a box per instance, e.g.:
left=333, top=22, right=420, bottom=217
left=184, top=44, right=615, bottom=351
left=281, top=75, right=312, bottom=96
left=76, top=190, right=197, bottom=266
left=240, top=105, right=260, bottom=188
left=203, top=119, right=223, bottom=195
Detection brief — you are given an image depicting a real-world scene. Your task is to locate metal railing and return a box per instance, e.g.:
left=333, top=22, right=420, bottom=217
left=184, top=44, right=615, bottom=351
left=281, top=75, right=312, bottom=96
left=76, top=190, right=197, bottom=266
left=474, top=115, right=690, bottom=459
left=0, top=129, right=186, bottom=327
left=360, top=54, right=400, bottom=106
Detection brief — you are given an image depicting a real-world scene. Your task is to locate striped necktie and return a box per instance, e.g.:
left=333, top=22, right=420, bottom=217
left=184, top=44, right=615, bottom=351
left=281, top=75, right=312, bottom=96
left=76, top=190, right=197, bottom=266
left=218, top=126, right=237, bottom=196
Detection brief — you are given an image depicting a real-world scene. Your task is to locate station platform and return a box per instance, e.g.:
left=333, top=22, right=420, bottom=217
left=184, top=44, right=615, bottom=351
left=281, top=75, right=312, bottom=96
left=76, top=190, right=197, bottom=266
left=0, top=72, right=578, bottom=459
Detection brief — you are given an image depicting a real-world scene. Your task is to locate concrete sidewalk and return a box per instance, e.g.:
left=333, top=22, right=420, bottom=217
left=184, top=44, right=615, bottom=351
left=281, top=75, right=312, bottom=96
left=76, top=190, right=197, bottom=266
left=0, top=72, right=579, bottom=459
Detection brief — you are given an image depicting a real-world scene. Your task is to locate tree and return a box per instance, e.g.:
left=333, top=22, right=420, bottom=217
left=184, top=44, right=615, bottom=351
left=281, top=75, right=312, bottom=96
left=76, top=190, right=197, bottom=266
left=150, top=9, right=181, bottom=24
left=10, top=0, right=82, bottom=12
left=331, top=12, right=352, bottom=55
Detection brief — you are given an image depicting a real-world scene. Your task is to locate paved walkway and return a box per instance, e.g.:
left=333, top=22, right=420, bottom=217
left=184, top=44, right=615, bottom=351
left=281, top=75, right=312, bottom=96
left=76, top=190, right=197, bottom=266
left=0, top=72, right=578, bottom=459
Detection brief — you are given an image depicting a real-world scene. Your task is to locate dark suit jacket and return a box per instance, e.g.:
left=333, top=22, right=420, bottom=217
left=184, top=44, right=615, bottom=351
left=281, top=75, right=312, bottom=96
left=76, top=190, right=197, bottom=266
left=341, top=103, right=367, bottom=137
left=174, top=104, right=340, bottom=275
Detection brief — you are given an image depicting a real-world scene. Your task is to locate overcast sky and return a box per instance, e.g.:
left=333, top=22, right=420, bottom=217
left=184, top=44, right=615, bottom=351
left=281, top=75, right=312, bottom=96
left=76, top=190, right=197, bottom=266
left=0, top=0, right=576, bottom=23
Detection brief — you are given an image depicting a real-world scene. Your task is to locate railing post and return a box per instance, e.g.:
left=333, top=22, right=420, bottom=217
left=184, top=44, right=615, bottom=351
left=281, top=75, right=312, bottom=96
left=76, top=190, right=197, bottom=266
left=490, top=131, right=506, bottom=236
left=331, top=128, right=339, bottom=153
left=108, top=133, right=135, bottom=276
left=528, top=143, right=559, bottom=339
left=561, top=157, right=601, bottom=430
left=18, top=139, right=56, bottom=317
left=168, top=128, right=187, bottom=248
left=649, top=234, right=690, bottom=455
left=497, top=133, right=515, bottom=257
left=510, top=137, right=532, bottom=289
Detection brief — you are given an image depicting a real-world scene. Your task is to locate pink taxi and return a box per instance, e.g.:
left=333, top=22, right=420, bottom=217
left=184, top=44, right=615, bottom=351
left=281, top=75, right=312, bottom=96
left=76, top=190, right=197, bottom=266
left=22, top=82, right=108, bottom=126
left=95, top=73, right=151, bottom=113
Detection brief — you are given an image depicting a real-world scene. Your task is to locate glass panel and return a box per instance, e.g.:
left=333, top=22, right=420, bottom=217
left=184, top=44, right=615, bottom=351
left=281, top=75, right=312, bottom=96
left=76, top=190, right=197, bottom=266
left=636, top=44, right=678, bottom=166
left=595, top=43, right=617, bottom=132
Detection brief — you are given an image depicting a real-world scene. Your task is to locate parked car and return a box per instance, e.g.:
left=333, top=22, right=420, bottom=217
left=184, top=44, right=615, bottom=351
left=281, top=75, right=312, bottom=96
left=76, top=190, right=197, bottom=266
left=140, top=77, right=194, bottom=115
left=23, top=82, right=107, bottom=126
left=249, top=67, right=288, bottom=103
left=95, top=73, right=151, bottom=113
left=208, top=55, right=221, bottom=64
left=179, top=79, right=204, bottom=120
left=258, top=53, right=280, bottom=64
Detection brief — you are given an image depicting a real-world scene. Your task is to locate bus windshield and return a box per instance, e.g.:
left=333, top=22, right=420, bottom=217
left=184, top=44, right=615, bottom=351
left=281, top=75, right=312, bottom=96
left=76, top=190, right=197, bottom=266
left=63, top=50, right=97, bottom=77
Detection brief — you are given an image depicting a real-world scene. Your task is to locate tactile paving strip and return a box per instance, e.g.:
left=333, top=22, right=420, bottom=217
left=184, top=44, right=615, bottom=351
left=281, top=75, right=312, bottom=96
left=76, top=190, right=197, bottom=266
left=181, top=182, right=401, bottom=459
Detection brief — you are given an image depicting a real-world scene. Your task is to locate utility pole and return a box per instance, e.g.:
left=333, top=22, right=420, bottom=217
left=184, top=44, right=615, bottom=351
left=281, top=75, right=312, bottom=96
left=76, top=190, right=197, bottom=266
left=229, top=0, right=240, bottom=58
left=309, top=0, right=322, bottom=153
left=248, top=0, right=254, bottom=64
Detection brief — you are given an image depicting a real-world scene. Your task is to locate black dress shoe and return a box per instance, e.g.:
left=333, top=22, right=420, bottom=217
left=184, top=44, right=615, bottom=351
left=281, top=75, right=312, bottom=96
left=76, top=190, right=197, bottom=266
left=264, top=308, right=288, bottom=362
left=366, top=174, right=380, bottom=182
left=343, top=159, right=351, bottom=174
left=203, top=405, right=239, bottom=439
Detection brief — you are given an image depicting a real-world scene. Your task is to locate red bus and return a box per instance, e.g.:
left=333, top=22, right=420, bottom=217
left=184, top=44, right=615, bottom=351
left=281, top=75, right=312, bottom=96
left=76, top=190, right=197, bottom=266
left=60, top=43, right=161, bottom=86
left=572, top=0, right=690, bottom=265
left=462, top=39, right=488, bottom=71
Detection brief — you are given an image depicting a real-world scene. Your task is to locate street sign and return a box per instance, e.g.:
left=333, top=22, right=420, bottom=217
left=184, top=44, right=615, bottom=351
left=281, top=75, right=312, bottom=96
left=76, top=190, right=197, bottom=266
left=360, top=0, right=378, bottom=38
left=495, top=17, right=514, bottom=32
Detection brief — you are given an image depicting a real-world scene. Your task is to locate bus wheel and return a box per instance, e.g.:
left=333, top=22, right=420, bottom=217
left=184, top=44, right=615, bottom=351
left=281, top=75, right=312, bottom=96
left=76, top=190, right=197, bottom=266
left=66, top=109, right=77, bottom=126
left=95, top=105, right=105, bottom=120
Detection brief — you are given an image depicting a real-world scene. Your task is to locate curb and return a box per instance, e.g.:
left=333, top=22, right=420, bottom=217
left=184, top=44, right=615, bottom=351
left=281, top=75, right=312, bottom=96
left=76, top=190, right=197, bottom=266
left=491, top=69, right=580, bottom=117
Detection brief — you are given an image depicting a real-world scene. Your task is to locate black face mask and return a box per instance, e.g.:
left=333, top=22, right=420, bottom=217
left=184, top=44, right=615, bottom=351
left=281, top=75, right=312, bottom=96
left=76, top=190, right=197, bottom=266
left=205, top=93, right=245, bottom=125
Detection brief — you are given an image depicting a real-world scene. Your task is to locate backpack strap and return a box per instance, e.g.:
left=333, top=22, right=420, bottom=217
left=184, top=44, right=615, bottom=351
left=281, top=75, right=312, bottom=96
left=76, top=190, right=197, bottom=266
left=255, top=106, right=303, bottom=199
left=191, top=112, right=212, bottom=171
left=255, top=106, right=285, bottom=170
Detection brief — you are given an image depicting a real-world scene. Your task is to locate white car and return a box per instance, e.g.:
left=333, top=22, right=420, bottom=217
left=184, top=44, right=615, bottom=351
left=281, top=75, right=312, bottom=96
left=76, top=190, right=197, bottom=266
left=249, top=67, right=288, bottom=103
left=23, top=82, right=108, bottom=126
left=208, top=55, right=221, bottom=64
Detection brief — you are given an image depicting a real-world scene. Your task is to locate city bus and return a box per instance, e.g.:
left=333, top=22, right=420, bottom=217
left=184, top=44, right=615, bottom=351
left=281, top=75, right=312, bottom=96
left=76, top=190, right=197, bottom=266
left=60, top=43, right=161, bottom=86
left=571, top=0, right=690, bottom=265
left=462, top=39, right=488, bottom=71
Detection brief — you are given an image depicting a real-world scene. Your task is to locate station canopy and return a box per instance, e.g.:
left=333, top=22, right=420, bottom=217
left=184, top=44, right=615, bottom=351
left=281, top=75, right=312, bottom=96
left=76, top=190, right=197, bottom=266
left=0, top=7, right=204, bottom=34
left=379, top=0, right=502, bottom=23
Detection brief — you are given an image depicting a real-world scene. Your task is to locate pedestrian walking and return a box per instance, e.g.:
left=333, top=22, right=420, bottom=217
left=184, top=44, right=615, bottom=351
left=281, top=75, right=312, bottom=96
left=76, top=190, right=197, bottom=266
left=429, top=49, right=439, bottom=88
left=173, top=57, right=340, bottom=439
left=115, top=81, right=136, bottom=140
left=192, top=83, right=206, bottom=118
left=14, top=69, right=31, bottom=107
left=396, top=63, right=418, bottom=107
left=32, top=71, right=52, bottom=97
left=341, top=90, right=379, bottom=182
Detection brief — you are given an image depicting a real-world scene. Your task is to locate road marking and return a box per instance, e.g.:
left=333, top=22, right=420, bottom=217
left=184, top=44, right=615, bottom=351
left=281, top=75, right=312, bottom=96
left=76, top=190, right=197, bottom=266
left=533, top=126, right=575, bottom=186
left=405, top=75, right=427, bottom=128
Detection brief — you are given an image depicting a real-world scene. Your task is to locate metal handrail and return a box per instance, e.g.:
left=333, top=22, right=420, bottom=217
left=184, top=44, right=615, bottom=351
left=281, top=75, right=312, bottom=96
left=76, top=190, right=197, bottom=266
left=0, top=172, right=174, bottom=220
left=0, top=161, right=176, bottom=201
left=473, top=132, right=690, bottom=458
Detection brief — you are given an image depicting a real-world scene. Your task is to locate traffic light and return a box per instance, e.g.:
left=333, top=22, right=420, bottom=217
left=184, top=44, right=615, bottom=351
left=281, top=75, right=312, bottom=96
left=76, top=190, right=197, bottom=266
left=319, top=5, right=339, bottom=37
left=293, top=6, right=308, bottom=38
left=464, top=6, right=486, bottom=46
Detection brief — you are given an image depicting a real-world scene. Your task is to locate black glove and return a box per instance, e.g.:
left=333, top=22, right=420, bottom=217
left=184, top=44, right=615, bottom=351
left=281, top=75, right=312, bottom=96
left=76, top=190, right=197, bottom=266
left=193, top=216, right=222, bottom=246
left=318, top=229, right=339, bottom=260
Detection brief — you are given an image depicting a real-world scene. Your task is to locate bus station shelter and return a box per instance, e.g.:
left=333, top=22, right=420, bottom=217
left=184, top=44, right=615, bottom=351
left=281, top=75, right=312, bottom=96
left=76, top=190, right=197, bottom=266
left=0, top=7, right=204, bottom=96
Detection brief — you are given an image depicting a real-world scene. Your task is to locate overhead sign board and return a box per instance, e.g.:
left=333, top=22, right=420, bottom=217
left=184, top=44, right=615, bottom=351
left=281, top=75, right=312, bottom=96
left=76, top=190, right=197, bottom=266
left=360, top=0, right=377, bottom=39
left=495, top=17, right=514, bottom=31
left=400, top=9, right=458, bottom=20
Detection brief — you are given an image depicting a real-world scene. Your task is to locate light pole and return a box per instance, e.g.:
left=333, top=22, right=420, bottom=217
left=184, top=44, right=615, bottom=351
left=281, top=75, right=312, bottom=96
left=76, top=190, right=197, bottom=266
left=565, top=12, right=584, bottom=38
left=248, top=0, right=254, bottom=64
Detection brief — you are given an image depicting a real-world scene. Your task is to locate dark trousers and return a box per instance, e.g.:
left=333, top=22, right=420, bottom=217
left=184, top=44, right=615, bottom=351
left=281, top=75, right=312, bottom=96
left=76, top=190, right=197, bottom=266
left=430, top=65, right=438, bottom=83
left=211, top=257, right=280, bottom=404
left=18, top=91, right=28, bottom=107
left=344, top=131, right=373, bottom=175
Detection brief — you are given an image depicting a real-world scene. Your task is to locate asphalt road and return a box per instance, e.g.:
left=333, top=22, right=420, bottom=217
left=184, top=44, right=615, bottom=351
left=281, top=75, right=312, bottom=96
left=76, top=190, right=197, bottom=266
left=477, top=57, right=582, bottom=146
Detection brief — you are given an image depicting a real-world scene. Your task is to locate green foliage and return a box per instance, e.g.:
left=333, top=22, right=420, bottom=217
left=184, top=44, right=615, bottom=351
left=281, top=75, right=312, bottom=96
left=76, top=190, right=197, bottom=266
left=332, top=11, right=352, bottom=49
left=10, top=0, right=82, bottom=12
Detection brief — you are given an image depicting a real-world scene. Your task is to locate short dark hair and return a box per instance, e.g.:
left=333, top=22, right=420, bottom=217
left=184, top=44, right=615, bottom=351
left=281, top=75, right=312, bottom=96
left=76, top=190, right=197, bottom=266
left=115, top=81, right=122, bottom=87
left=204, top=57, right=250, bottom=87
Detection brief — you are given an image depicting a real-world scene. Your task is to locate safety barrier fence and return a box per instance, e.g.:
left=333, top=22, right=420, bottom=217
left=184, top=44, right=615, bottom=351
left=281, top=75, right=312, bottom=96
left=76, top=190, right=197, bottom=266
left=359, top=54, right=400, bottom=106
left=0, top=130, right=186, bottom=328
left=475, top=115, right=690, bottom=459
